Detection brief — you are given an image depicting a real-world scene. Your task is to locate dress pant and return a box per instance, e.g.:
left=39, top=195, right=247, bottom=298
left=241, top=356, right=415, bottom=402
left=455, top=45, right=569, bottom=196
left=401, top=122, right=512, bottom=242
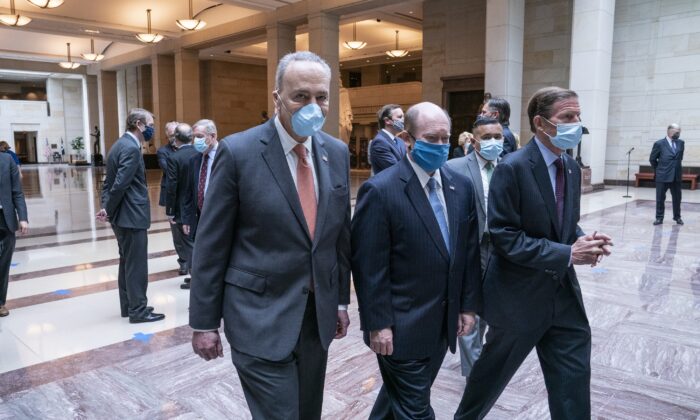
left=455, top=282, right=591, bottom=420
left=655, top=181, right=682, bottom=220
left=170, top=221, right=189, bottom=272
left=458, top=316, right=486, bottom=377
left=0, top=211, right=15, bottom=306
left=369, top=339, right=448, bottom=420
left=111, top=225, right=150, bottom=318
left=231, top=296, right=327, bottom=420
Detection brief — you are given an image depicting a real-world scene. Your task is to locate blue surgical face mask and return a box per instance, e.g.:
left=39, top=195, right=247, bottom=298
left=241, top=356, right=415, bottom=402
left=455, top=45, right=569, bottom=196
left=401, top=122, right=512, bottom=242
left=542, top=117, right=582, bottom=150
left=478, top=139, right=503, bottom=161
left=194, top=136, right=207, bottom=153
left=142, top=124, right=155, bottom=141
left=411, top=139, right=450, bottom=173
left=392, top=119, right=405, bottom=131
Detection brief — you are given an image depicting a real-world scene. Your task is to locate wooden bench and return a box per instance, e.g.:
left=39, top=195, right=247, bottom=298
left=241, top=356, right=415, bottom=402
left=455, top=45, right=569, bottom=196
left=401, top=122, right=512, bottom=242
left=635, top=172, right=698, bottom=190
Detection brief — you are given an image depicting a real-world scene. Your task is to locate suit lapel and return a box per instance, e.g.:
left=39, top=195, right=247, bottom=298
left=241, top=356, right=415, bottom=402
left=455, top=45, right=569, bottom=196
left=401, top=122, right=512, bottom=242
left=441, top=168, right=459, bottom=264
left=465, top=155, right=486, bottom=216
left=311, top=134, right=330, bottom=249
left=527, top=140, right=561, bottom=240
left=260, top=123, right=311, bottom=241
left=561, top=156, right=576, bottom=240
left=379, top=130, right=402, bottom=159
left=400, top=159, right=450, bottom=262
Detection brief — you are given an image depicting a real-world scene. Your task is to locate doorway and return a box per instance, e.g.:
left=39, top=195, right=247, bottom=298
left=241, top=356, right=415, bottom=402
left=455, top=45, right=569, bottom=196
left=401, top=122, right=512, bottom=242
left=13, top=131, right=38, bottom=163
left=442, top=75, right=485, bottom=158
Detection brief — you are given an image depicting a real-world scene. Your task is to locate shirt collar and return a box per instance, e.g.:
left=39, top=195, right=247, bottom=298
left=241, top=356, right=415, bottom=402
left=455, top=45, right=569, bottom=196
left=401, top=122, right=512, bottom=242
left=408, top=156, right=442, bottom=190
left=381, top=128, right=396, bottom=140
left=534, top=137, right=562, bottom=167
left=666, top=136, right=675, bottom=143
left=474, top=150, right=497, bottom=169
left=125, top=131, right=141, bottom=147
left=275, top=115, right=313, bottom=157
left=207, top=143, right=218, bottom=159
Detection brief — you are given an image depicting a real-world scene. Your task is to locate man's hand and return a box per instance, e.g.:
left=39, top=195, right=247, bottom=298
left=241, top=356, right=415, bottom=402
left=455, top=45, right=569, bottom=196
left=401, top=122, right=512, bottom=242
left=370, top=328, right=393, bottom=356
left=18, top=221, right=28, bottom=235
left=457, top=312, right=477, bottom=336
left=192, top=331, right=224, bottom=361
left=591, top=231, right=613, bottom=265
left=571, top=233, right=608, bottom=266
left=95, top=209, right=108, bottom=223
left=335, top=310, right=350, bottom=339
left=168, top=216, right=176, bottom=225
left=183, top=225, right=190, bottom=236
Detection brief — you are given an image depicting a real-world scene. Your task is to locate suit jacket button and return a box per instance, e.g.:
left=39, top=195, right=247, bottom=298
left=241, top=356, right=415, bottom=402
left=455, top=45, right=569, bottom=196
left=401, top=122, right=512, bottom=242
left=302, top=287, right=309, bottom=295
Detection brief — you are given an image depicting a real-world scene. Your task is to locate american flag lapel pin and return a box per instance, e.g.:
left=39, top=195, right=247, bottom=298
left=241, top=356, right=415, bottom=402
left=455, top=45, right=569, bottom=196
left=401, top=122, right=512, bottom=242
left=449, top=185, right=455, bottom=190
left=322, top=155, right=328, bottom=162
left=568, top=169, right=572, bottom=174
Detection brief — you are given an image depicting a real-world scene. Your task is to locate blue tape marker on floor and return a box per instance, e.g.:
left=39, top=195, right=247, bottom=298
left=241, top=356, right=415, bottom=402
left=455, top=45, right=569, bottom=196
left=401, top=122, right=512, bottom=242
left=591, top=267, right=609, bottom=274
left=133, top=332, right=154, bottom=343
left=10, top=262, right=19, bottom=267
left=53, top=289, right=72, bottom=295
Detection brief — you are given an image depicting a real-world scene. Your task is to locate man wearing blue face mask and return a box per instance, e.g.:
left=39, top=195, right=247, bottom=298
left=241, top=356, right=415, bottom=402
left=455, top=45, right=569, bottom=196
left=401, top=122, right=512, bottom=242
left=369, top=104, right=407, bottom=175
left=353, top=101, right=481, bottom=419
left=189, top=51, right=351, bottom=420
left=454, top=87, right=613, bottom=420
left=446, top=116, right=503, bottom=380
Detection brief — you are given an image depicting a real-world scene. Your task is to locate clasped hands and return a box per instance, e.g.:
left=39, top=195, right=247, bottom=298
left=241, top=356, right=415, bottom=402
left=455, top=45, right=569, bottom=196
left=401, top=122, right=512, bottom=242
left=571, top=231, right=613, bottom=267
left=95, top=208, right=108, bottom=223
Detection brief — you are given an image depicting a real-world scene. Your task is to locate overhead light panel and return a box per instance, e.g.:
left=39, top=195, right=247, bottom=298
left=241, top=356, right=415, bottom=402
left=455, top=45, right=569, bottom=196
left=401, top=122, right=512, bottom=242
left=175, top=0, right=206, bottom=31
left=58, top=43, right=80, bottom=69
left=136, top=9, right=163, bottom=43
left=81, top=39, right=104, bottom=62
left=26, top=0, right=63, bottom=8
left=343, top=22, right=366, bottom=50
left=0, top=0, right=31, bottom=26
left=385, top=30, right=408, bottom=58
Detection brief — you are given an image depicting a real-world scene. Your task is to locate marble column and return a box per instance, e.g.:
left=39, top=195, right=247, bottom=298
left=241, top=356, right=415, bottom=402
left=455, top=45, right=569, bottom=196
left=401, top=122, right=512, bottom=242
left=174, top=48, right=201, bottom=125
left=569, top=0, right=615, bottom=186
left=84, top=75, right=100, bottom=156
left=266, top=22, right=296, bottom=116
left=97, top=70, right=119, bottom=154
left=151, top=54, right=176, bottom=148
left=484, top=0, right=524, bottom=134
left=308, top=11, right=340, bottom=138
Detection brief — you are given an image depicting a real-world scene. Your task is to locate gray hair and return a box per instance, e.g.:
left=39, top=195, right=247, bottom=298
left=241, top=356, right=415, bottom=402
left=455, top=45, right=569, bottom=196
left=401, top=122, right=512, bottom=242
left=404, top=102, right=451, bottom=135
left=667, top=123, right=680, bottom=131
left=193, top=119, right=217, bottom=135
left=175, top=123, right=193, bottom=144
left=275, top=51, right=331, bottom=91
left=126, top=108, right=153, bottom=130
left=164, top=121, right=179, bottom=133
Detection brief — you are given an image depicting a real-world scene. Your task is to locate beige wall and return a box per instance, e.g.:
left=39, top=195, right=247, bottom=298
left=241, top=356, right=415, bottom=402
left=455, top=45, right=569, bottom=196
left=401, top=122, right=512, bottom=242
left=200, top=60, right=267, bottom=137
left=347, top=82, right=422, bottom=125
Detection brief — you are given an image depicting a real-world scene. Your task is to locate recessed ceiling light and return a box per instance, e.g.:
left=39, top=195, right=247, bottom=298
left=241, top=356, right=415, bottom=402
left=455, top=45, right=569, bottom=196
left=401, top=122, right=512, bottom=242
left=366, top=59, right=370, bottom=62
left=84, top=29, right=100, bottom=34
left=409, top=11, right=413, bottom=14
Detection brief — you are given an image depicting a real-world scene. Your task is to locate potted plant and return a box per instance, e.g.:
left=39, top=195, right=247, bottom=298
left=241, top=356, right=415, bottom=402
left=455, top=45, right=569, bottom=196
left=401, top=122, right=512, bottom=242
left=71, top=136, right=85, bottom=161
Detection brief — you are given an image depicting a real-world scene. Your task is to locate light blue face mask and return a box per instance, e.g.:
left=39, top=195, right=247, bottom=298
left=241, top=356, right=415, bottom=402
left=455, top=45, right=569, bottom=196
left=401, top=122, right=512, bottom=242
left=193, top=136, right=207, bottom=153
left=290, top=103, right=326, bottom=137
left=478, top=139, right=503, bottom=161
left=411, top=139, right=450, bottom=173
left=543, top=117, right=583, bottom=150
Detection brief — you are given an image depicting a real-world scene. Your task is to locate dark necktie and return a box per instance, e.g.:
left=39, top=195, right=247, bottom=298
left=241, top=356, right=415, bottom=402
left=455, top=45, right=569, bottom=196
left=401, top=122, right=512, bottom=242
left=554, top=157, right=565, bottom=228
left=293, top=144, right=317, bottom=239
left=427, top=177, right=450, bottom=254
left=672, top=140, right=677, bottom=152
left=485, top=162, right=494, bottom=183
left=197, top=154, right=209, bottom=212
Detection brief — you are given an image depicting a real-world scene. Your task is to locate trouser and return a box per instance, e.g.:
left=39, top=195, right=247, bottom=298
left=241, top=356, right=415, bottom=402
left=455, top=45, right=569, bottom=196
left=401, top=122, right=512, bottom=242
left=455, top=283, right=592, bottom=420
left=231, top=297, right=327, bottom=420
left=655, top=180, right=682, bottom=220
left=170, top=221, right=189, bottom=272
left=0, top=211, right=15, bottom=306
left=112, top=225, right=150, bottom=318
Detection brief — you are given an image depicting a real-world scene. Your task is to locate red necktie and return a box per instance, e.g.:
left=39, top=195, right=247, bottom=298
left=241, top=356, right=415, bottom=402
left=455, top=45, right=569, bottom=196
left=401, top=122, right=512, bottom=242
left=197, top=154, right=209, bottom=211
left=293, top=144, right=317, bottom=239
left=554, top=157, right=565, bottom=228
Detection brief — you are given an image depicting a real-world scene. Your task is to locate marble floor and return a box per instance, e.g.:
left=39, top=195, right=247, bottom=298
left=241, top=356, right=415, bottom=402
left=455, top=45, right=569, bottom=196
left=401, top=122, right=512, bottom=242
left=1, top=164, right=699, bottom=419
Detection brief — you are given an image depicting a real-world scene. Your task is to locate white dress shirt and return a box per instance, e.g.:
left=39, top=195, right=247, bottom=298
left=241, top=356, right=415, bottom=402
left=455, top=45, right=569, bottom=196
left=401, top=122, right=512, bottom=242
left=474, top=152, right=497, bottom=214
left=274, top=116, right=319, bottom=202
left=666, top=136, right=677, bottom=151
left=408, top=157, right=449, bottom=233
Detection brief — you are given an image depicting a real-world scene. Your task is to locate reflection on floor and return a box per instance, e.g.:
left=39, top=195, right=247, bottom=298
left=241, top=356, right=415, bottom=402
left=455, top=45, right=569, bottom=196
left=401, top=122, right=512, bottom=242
left=1, top=165, right=699, bottom=418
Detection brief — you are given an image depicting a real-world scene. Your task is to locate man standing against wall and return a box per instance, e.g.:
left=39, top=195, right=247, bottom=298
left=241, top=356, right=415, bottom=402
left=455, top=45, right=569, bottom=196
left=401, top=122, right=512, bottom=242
left=650, top=124, right=685, bottom=225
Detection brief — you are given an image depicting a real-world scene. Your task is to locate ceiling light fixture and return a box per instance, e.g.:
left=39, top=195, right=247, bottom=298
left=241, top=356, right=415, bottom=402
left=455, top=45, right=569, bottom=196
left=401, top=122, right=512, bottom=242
left=343, top=22, right=366, bottom=50
left=81, top=39, right=104, bottom=62
left=136, top=9, right=163, bottom=43
left=58, top=43, right=80, bottom=69
left=385, top=30, right=408, bottom=58
left=175, top=0, right=206, bottom=31
left=26, top=0, right=63, bottom=8
left=0, top=0, right=31, bottom=26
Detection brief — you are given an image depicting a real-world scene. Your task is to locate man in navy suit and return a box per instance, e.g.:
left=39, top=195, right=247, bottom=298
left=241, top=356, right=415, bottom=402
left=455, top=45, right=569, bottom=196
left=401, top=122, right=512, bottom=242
left=353, top=101, right=481, bottom=419
left=369, top=104, right=406, bottom=175
left=455, top=87, right=612, bottom=419
left=650, top=123, right=685, bottom=225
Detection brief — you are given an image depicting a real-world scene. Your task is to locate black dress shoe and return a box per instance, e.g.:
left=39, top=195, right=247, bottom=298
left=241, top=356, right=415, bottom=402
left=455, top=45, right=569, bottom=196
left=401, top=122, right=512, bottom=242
left=121, top=306, right=154, bottom=318
left=184, top=277, right=191, bottom=283
left=653, top=219, right=663, bottom=225
left=675, top=218, right=684, bottom=225
left=180, top=282, right=190, bottom=290
left=129, top=312, right=165, bottom=323
left=178, top=268, right=188, bottom=275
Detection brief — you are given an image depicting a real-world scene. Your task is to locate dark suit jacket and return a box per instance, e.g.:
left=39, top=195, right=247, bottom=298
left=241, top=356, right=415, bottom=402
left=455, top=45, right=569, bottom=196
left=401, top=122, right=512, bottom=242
left=189, top=119, right=351, bottom=361
left=501, top=124, right=518, bottom=155
left=101, top=134, right=150, bottom=230
left=165, top=144, right=199, bottom=224
left=483, top=139, right=585, bottom=331
left=0, top=153, right=27, bottom=231
left=650, top=137, right=684, bottom=183
left=156, top=144, right=175, bottom=207
left=351, top=157, right=482, bottom=360
left=369, top=129, right=406, bottom=174
left=182, top=152, right=208, bottom=238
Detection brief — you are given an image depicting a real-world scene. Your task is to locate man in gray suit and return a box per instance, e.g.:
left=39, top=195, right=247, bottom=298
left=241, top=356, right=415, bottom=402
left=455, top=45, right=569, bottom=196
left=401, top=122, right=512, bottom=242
left=0, top=153, right=28, bottom=317
left=189, top=51, right=351, bottom=420
left=97, top=108, right=165, bottom=323
left=446, top=116, right=504, bottom=378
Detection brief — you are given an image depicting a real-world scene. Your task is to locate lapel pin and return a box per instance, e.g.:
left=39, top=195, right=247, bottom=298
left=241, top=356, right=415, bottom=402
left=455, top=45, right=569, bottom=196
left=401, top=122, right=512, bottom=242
left=568, top=169, right=572, bottom=174
left=449, top=185, right=455, bottom=190
left=322, top=155, right=328, bottom=162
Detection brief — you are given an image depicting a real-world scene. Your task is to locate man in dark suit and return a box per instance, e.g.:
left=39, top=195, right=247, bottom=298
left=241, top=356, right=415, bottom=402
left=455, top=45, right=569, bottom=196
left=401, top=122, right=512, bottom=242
left=480, top=97, right=518, bottom=155
left=189, top=51, right=351, bottom=420
left=97, top=108, right=165, bottom=323
left=455, top=87, right=613, bottom=420
left=650, top=123, right=685, bottom=225
left=446, top=116, right=503, bottom=378
left=157, top=121, right=188, bottom=275
left=0, top=153, right=28, bottom=317
left=180, top=119, right=219, bottom=290
left=352, top=101, right=481, bottom=419
left=369, top=104, right=407, bottom=175
left=166, top=123, right=198, bottom=287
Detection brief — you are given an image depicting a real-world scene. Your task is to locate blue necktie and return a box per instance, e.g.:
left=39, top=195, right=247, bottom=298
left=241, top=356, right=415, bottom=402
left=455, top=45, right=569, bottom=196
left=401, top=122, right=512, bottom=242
left=427, top=177, right=450, bottom=254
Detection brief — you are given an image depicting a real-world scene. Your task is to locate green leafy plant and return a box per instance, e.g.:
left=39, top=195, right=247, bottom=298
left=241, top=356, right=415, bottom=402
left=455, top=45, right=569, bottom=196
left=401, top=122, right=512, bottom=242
left=70, top=136, right=85, bottom=152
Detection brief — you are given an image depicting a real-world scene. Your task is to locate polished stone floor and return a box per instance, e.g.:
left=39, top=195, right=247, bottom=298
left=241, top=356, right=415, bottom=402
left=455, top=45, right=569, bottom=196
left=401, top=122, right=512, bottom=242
left=0, top=165, right=699, bottom=419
